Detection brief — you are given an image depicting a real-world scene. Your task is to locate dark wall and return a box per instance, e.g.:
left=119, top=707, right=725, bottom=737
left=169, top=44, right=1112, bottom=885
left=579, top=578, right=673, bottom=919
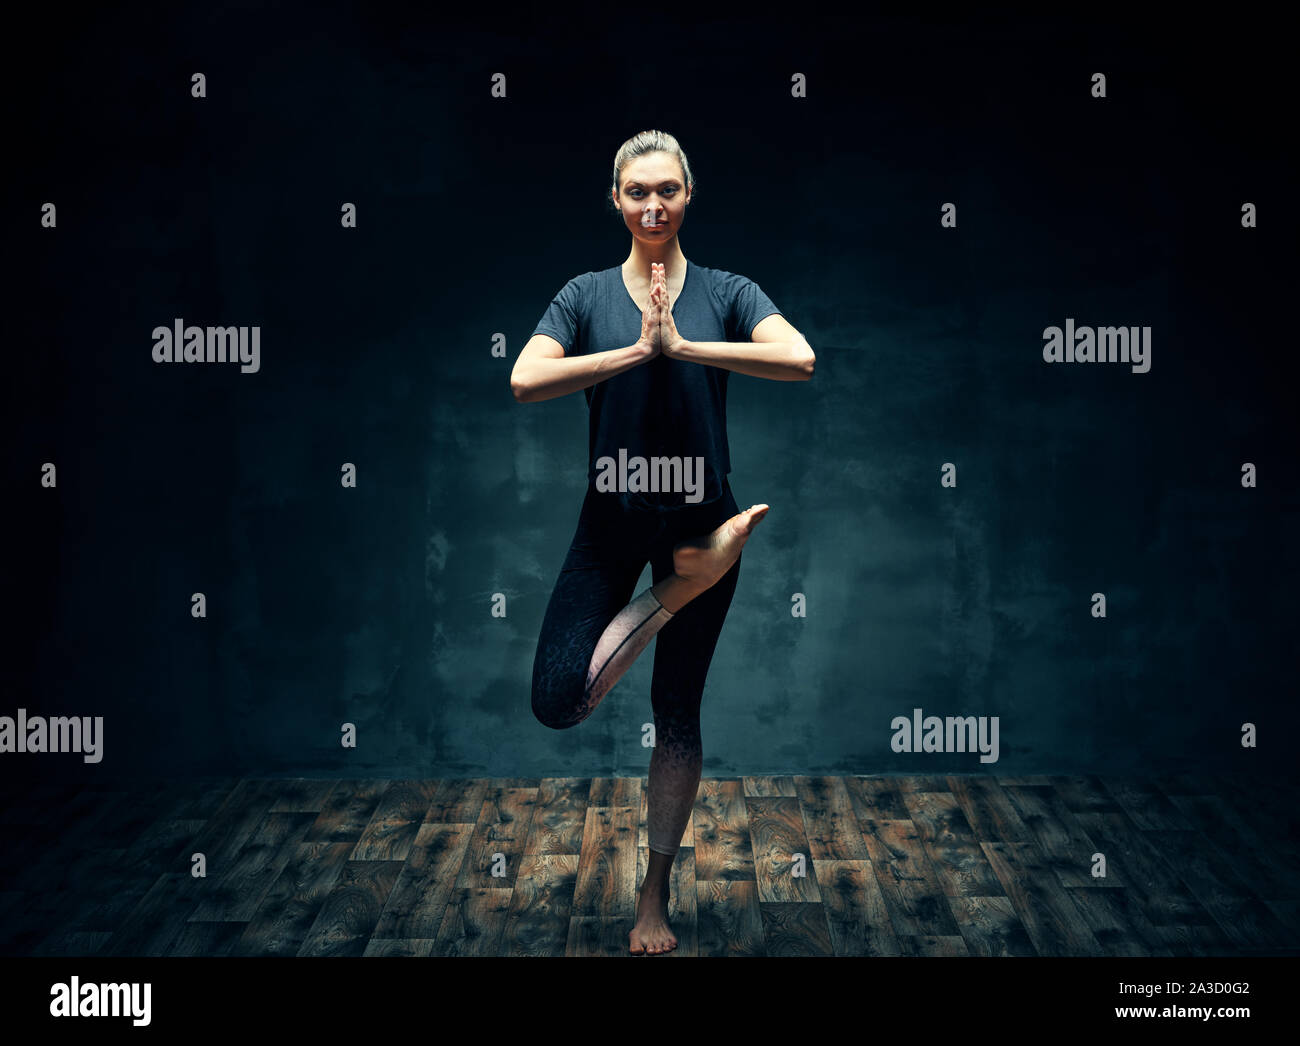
left=6, top=6, right=1295, bottom=783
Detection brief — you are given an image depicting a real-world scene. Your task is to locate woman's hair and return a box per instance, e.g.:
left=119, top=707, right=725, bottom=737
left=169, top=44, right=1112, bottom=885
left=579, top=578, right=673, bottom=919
left=609, top=130, right=694, bottom=214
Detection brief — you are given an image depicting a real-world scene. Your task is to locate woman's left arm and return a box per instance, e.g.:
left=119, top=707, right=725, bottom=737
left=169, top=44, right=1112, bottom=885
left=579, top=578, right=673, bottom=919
left=662, top=312, right=815, bottom=381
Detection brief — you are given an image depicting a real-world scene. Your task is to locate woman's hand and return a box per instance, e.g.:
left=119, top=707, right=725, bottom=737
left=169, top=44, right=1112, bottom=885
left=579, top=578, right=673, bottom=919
left=638, top=279, right=662, bottom=359
left=650, top=263, right=686, bottom=357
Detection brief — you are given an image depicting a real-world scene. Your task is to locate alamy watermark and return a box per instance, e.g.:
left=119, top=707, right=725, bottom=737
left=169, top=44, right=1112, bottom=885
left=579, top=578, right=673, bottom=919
left=594, top=448, right=706, bottom=503
left=1043, top=319, right=1150, bottom=373
left=0, top=709, right=102, bottom=763
left=152, top=319, right=260, bottom=373
left=50, top=977, right=150, bottom=1026
left=891, top=707, right=999, bottom=764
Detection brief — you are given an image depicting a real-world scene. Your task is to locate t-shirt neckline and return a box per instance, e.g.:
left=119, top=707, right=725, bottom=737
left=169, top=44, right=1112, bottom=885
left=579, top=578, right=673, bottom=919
left=619, top=258, right=691, bottom=319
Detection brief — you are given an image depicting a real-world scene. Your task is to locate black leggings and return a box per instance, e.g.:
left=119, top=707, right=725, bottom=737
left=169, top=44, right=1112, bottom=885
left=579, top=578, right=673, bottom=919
left=530, top=478, right=742, bottom=853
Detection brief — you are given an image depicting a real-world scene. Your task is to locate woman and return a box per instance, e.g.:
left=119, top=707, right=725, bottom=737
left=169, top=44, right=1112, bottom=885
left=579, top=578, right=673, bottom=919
left=511, top=130, right=815, bottom=955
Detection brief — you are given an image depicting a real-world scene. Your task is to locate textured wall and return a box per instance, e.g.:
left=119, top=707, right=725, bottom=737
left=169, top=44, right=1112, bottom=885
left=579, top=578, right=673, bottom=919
left=7, top=8, right=1295, bottom=783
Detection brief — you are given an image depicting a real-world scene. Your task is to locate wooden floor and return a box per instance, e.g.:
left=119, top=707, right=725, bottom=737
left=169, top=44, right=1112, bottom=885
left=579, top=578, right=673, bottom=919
left=0, top=773, right=1296, bottom=956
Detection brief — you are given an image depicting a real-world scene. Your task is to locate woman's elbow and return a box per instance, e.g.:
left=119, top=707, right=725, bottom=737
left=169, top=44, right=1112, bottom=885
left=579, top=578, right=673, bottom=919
left=799, top=343, right=816, bottom=380
left=510, top=371, right=532, bottom=403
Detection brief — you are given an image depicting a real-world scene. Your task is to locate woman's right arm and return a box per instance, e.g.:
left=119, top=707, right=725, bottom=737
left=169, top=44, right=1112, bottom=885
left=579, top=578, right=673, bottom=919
left=511, top=335, right=655, bottom=403
left=512, top=284, right=663, bottom=403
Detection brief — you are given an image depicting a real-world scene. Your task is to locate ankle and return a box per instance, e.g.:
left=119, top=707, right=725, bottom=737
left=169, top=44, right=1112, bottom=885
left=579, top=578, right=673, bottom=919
left=639, top=875, right=670, bottom=897
left=653, top=574, right=703, bottom=615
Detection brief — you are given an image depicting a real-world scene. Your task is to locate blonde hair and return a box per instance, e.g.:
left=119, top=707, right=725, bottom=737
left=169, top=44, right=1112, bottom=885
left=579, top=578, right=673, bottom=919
left=609, top=130, right=695, bottom=213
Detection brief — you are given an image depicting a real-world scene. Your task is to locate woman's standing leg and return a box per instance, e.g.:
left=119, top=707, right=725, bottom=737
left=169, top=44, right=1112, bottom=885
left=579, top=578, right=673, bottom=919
left=630, top=484, right=746, bottom=954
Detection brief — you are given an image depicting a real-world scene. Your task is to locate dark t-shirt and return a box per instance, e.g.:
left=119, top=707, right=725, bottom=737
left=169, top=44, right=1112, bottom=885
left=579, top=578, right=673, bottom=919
left=530, top=258, right=782, bottom=512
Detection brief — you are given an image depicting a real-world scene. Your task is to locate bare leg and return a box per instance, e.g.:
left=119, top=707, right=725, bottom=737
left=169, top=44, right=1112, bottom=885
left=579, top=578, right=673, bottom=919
left=630, top=849, right=679, bottom=954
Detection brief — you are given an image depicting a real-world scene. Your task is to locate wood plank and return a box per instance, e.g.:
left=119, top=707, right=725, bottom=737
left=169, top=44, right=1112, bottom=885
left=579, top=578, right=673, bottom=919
left=845, top=776, right=909, bottom=821
left=693, top=779, right=755, bottom=881
left=351, top=779, right=441, bottom=861
left=423, top=778, right=490, bottom=824
left=1166, top=793, right=1299, bottom=899
left=1102, top=778, right=1194, bottom=830
left=267, top=778, right=338, bottom=813
left=1212, top=772, right=1300, bottom=862
left=165, top=921, right=246, bottom=957
left=188, top=812, right=316, bottom=921
left=500, top=853, right=579, bottom=957
left=902, top=790, right=1003, bottom=896
left=794, top=776, right=870, bottom=860
left=571, top=806, right=637, bottom=917
left=948, top=776, right=1029, bottom=843
left=453, top=786, right=538, bottom=889
left=1054, top=776, right=1123, bottom=815
left=101, top=872, right=199, bottom=956
left=29, top=930, right=113, bottom=957
left=566, top=917, right=637, bottom=957
left=589, top=777, right=640, bottom=807
left=696, top=880, right=764, bottom=956
left=1073, top=812, right=1220, bottom=930
left=981, top=841, right=1104, bottom=955
left=1003, top=784, right=1124, bottom=889
left=103, top=780, right=280, bottom=956
left=894, top=775, right=951, bottom=794
left=1263, top=901, right=1300, bottom=947
left=49, top=814, right=209, bottom=934
left=230, top=841, right=353, bottom=956
left=430, top=886, right=513, bottom=956
left=946, top=896, right=1036, bottom=956
left=297, top=859, right=404, bottom=956
left=82, top=819, right=207, bottom=922
left=524, top=777, right=589, bottom=854
left=305, top=779, right=389, bottom=842
left=1150, top=922, right=1235, bottom=956
left=372, top=823, right=475, bottom=938
left=1144, top=828, right=1291, bottom=952
left=859, top=820, right=959, bottom=937
left=758, top=902, right=834, bottom=955
left=363, top=938, right=434, bottom=956
left=744, top=776, right=797, bottom=796
left=815, top=859, right=901, bottom=956
left=1063, top=885, right=1166, bottom=956
left=6, top=789, right=136, bottom=894
left=898, top=934, right=969, bottom=956
left=746, top=796, right=821, bottom=902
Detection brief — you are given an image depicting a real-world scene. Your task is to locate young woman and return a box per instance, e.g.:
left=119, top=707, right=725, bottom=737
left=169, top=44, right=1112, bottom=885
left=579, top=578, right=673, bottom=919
left=511, top=130, right=814, bottom=955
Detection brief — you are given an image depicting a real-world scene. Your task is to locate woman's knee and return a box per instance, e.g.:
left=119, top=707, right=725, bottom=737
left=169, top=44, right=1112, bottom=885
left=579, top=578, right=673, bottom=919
left=531, top=677, right=592, bottom=730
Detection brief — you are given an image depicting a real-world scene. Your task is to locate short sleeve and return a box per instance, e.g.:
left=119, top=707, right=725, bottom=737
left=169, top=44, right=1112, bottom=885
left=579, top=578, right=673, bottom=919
left=726, top=272, right=783, bottom=341
left=531, top=273, right=589, bottom=354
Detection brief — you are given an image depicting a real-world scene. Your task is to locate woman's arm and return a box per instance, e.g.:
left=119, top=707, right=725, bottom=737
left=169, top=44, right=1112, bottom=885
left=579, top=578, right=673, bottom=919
left=662, top=311, right=815, bottom=382
left=511, top=333, right=656, bottom=403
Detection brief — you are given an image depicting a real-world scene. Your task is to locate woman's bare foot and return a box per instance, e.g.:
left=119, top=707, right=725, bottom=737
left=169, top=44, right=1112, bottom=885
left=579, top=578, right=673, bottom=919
left=651, top=504, right=769, bottom=615
left=629, top=879, right=678, bottom=955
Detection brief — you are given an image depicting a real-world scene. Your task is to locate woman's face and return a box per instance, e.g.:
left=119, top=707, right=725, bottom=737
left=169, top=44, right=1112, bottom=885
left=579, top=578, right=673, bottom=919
left=615, top=153, right=690, bottom=242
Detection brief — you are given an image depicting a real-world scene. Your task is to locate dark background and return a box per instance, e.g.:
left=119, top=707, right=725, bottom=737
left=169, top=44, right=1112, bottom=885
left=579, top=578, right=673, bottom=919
left=6, top=4, right=1296, bottom=784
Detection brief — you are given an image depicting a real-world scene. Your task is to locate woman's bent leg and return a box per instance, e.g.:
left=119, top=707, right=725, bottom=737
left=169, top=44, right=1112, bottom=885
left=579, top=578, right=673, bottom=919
left=531, top=490, right=673, bottom=730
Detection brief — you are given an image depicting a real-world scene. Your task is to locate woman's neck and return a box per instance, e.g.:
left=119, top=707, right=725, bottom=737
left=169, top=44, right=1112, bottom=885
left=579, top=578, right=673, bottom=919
left=623, top=236, right=687, bottom=283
